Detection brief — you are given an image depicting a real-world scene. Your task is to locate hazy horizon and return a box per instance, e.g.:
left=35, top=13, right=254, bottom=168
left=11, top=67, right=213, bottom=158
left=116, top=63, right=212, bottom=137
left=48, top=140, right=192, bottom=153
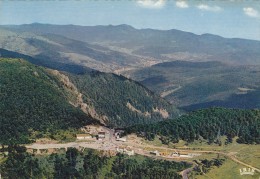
left=3, top=22, right=260, bottom=42
left=0, top=0, right=259, bottom=40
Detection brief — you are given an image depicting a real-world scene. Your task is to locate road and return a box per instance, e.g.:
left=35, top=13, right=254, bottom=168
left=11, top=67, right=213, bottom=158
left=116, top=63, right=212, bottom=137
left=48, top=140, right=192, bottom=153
left=131, top=143, right=260, bottom=172
left=24, top=129, right=260, bottom=179
left=180, top=167, right=193, bottom=179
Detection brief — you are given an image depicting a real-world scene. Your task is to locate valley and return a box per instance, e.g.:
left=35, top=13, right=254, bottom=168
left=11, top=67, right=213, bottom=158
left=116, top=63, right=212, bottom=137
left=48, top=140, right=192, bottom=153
left=0, top=24, right=259, bottom=110
left=0, top=23, right=259, bottom=179
left=123, top=61, right=260, bottom=110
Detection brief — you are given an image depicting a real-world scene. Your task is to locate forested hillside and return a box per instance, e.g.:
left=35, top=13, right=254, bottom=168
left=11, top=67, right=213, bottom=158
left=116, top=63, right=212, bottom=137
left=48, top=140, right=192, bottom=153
left=125, top=108, right=260, bottom=144
left=0, top=58, right=179, bottom=144
left=0, top=58, right=96, bottom=144
left=68, top=71, right=179, bottom=127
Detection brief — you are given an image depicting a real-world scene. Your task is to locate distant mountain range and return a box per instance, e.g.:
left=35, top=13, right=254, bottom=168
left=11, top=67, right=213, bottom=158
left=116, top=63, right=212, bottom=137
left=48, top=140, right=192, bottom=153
left=0, top=23, right=259, bottom=110
left=3, top=23, right=260, bottom=66
left=0, top=25, right=154, bottom=72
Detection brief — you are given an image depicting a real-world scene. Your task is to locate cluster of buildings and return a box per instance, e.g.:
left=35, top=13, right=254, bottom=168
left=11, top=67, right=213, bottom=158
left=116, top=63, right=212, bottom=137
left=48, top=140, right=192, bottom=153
left=76, top=128, right=127, bottom=142
left=76, top=131, right=106, bottom=141
left=149, top=150, right=200, bottom=158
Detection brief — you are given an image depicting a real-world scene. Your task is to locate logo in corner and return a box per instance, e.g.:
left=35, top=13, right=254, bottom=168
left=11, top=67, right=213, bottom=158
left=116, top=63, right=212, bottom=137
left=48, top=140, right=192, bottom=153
left=239, top=168, right=255, bottom=176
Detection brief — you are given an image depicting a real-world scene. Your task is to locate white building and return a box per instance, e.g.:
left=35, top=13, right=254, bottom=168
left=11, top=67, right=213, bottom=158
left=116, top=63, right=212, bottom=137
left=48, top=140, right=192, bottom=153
left=76, top=134, right=92, bottom=140
left=116, top=137, right=127, bottom=142
left=98, top=132, right=106, bottom=139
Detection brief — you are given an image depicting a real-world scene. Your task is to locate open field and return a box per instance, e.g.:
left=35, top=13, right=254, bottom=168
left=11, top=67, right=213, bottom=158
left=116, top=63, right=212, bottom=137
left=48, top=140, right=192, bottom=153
left=137, top=135, right=260, bottom=178
left=194, top=159, right=260, bottom=179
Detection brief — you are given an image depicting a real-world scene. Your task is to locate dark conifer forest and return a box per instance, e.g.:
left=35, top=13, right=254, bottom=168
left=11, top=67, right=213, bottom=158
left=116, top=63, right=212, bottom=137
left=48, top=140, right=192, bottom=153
left=125, top=108, right=260, bottom=144
left=0, top=145, right=191, bottom=179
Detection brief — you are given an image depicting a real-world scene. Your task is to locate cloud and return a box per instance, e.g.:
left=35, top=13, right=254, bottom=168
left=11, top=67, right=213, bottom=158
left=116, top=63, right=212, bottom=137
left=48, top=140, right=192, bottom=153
left=243, top=7, right=259, bottom=18
left=176, top=1, right=189, bottom=8
left=197, top=4, right=222, bottom=12
left=137, top=0, right=166, bottom=9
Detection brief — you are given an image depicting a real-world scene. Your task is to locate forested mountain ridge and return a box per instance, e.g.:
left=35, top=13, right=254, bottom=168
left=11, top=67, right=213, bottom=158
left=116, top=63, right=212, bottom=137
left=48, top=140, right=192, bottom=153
left=0, top=58, right=97, bottom=144
left=66, top=71, right=179, bottom=127
left=125, top=108, right=260, bottom=144
left=0, top=58, right=179, bottom=144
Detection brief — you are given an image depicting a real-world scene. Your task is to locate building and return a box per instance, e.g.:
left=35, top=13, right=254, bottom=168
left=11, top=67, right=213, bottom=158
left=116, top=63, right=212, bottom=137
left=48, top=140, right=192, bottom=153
left=116, top=137, right=127, bottom=142
left=114, top=129, right=125, bottom=138
left=170, top=152, right=200, bottom=158
left=98, top=132, right=106, bottom=140
left=150, top=150, right=160, bottom=156
left=76, top=134, right=92, bottom=140
left=171, top=152, right=180, bottom=157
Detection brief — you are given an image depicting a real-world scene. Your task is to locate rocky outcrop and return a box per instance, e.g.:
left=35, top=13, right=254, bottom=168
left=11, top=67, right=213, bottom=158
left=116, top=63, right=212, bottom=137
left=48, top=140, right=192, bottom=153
left=49, top=70, right=108, bottom=124
left=126, top=102, right=151, bottom=117
left=153, top=107, right=169, bottom=119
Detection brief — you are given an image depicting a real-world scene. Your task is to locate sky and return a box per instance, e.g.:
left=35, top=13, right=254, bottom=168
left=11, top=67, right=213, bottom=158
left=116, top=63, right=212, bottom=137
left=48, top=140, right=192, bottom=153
left=0, top=0, right=259, bottom=40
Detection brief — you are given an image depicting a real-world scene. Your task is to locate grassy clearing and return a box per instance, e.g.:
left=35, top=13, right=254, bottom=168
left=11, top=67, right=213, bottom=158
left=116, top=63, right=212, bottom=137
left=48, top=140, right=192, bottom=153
left=183, top=137, right=260, bottom=168
left=194, top=159, right=260, bottom=179
left=142, top=136, right=258, bottom=167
